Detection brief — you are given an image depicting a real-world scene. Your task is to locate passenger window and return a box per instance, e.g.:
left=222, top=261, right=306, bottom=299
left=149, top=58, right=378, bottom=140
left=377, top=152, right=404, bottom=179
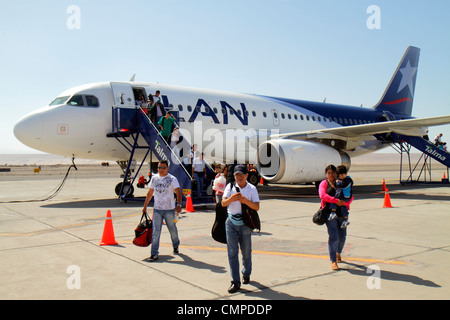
left=178, top=105, right=183, bottom=112
left=68, top=95, right=84, bottom=106
left=187, top=105, right=192, bottom=112
left=263, top=112, right=267, bottom=118
left=252, top=111, right=256, bottom=117
left=85, top=95, right=99, bottom=107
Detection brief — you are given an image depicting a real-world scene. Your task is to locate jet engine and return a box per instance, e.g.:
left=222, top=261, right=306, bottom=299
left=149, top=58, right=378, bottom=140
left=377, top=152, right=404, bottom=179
left=256, top=139, right=351, bottom=183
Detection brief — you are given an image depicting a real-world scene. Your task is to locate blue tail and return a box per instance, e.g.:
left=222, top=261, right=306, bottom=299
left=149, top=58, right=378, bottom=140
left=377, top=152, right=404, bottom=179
left=373, top=46, right=421, bottom=117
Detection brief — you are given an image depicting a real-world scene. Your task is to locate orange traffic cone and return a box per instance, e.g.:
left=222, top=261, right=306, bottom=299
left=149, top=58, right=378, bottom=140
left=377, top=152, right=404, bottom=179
left=443, top=172, right=447, bottom=180
left=381, top=179, right=386, bottom=191
left=185, top=191, right=195, bottom=212
left=260, top=177, right=264, bottom=185
left=383, top=188, right=393, bottom=208
left=99, top=210, right=118, bottom=246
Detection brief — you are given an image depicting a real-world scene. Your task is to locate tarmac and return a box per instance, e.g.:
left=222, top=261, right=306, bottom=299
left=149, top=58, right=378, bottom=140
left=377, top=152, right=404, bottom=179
left=0, top=161, right=449, bottom=301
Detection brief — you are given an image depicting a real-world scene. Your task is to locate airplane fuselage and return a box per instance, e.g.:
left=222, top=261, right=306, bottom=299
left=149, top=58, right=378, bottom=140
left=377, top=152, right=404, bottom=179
left=14, top=81, right=393, bottom=164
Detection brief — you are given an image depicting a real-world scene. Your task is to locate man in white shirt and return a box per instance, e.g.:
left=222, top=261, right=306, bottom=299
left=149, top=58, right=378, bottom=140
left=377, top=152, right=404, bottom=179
left=143, top=160, right=182, bottom=261
left=221, top=164, right=260, bottom=293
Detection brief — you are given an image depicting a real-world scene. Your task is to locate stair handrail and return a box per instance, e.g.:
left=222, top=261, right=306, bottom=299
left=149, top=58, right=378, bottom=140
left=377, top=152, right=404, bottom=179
left=138, top=107, right=193, bottom=179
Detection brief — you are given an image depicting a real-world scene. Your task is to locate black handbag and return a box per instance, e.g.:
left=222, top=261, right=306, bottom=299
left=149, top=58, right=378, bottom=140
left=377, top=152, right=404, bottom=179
left=211, top=200, right=228, bottom=244
left=242, top=203, right=261, bottom=232
left=233, top=183, right=261, bottom=232
left=312, top=203, right=331, bottom=226
left=133, top=212, right=153, bottom=247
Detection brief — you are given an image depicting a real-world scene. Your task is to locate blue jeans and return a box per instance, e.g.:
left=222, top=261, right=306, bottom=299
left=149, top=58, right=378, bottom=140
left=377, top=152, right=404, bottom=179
left=329, top=202, right=349, bottom=218
left=194, top=172, right=204, bottom=196
left=325, top=217, right=347, bottom=262
left=226, top=218, right=252, bottom=285
left=151, top=209, right=180, bottom=256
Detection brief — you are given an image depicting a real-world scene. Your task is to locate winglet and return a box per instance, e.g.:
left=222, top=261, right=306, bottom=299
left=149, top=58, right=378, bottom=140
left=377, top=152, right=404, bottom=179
left=129, top=74, right=136, bottom=82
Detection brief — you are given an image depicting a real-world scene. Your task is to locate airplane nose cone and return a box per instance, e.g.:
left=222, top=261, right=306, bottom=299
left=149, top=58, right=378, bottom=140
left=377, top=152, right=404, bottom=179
left=14, top=112, right=43, bottom=151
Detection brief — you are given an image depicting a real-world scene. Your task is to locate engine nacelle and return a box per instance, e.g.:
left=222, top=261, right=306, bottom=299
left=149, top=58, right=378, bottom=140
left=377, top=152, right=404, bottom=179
left=256, top=139, right=351, bottom=183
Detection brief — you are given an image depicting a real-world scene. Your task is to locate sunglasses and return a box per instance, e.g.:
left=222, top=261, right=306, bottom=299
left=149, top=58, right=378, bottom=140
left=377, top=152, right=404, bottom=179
left=157, top=166, right=167, bottom=169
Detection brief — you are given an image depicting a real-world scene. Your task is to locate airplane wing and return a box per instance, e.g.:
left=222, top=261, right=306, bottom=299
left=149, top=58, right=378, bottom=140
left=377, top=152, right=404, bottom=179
left=271, top=115, right=450, bottom=141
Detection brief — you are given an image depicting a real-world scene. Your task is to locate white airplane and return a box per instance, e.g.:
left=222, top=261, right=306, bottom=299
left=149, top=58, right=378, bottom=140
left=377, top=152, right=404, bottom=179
left=14, top=46, right=450, bottom=197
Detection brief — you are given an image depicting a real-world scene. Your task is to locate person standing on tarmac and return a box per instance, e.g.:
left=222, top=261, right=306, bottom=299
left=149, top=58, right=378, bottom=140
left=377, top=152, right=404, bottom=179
left=143, top=160, right=182, bottom=262
left=221, top=164, right=260, bottom=293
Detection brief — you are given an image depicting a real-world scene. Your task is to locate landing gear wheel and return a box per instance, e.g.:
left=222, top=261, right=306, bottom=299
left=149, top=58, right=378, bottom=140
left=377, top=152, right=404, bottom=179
left=248, top=171, right=260, bottom=186
left=115, top=182, right=134, bottom=197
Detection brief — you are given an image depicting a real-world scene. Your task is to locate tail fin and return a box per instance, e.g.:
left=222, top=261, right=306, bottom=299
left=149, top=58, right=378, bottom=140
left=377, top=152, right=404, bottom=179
left=373, top=46, right=420, bottom=116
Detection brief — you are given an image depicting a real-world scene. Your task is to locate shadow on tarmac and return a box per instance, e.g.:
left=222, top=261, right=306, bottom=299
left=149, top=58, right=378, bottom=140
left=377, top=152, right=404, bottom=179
left=340, top=261, right=441, bottom=288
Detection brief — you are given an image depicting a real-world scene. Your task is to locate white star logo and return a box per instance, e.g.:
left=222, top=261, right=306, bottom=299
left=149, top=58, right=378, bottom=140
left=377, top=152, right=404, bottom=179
left=397, top=60, right=417, bottom=95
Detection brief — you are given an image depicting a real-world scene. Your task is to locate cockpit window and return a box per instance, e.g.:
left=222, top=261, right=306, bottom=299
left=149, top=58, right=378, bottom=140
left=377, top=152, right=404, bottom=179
left=49, top=96, right=70, bottom=106
left=85, top=95, right=99, bottom=107
left=68, top=95, right=85, bottom=106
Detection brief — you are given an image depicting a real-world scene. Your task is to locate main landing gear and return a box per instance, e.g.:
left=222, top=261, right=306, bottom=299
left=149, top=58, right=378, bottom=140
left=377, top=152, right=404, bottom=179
left=115, top=160, right=135, bottom=198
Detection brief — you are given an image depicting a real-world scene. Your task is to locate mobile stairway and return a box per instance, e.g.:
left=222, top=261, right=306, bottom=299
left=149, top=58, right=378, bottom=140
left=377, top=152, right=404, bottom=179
left=389, top=133, right=450, bottom=184
left=107, top=106, right=214, bottom=205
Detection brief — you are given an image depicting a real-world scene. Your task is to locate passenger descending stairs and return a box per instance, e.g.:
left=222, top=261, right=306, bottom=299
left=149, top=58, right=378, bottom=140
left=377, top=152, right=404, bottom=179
left=108, top=107, right=213, bottom=204
left=137, top=109, right=193, bottom=197
left=398, top=134, right=450, bottom=168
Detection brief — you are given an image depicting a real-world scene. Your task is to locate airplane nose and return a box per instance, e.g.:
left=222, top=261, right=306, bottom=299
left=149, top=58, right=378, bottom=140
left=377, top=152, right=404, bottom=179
left=14, top=112, right=43, bottom=150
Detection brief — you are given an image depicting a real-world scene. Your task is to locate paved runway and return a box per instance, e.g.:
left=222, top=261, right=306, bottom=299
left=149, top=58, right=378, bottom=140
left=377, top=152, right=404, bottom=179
left=0, top=163, right=449, bottom=300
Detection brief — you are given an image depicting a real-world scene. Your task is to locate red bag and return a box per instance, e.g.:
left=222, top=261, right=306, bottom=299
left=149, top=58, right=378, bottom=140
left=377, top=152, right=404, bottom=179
left=133, top=212, right=153, bottom=247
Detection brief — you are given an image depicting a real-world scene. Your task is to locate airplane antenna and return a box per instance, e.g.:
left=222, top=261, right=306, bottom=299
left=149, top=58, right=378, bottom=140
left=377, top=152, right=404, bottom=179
left=130, top=74, right=136, bottom=82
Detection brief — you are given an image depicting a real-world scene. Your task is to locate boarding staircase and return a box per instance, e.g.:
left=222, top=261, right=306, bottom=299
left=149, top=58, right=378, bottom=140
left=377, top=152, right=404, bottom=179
left=390, top=133, right=450, bottom=184
left=107, top=107, right=214, bottom=204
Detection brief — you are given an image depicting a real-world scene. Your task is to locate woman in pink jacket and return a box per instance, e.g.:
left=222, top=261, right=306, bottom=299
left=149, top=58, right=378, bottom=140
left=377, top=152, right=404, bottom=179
left=318, top=165, right=353, bottom=270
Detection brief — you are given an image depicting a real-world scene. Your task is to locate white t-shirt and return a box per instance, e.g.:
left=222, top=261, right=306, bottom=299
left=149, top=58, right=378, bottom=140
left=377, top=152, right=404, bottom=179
left=149, top=173, right=180, bottom=210
left=223, top=182, right=260, bottom=225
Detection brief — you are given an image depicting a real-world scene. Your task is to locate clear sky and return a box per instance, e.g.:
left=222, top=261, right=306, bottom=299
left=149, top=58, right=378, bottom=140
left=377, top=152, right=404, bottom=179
left=1, top=0, right=449, bottom=154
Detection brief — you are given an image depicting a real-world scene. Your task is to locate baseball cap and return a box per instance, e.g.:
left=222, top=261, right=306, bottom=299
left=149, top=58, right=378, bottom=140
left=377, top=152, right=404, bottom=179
left=233, top=164, right=248, bottom=175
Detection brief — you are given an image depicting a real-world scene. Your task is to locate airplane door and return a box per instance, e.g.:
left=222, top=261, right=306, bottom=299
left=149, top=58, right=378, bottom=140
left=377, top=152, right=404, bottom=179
left=272, top=109, right=280, bottom=126
left=111, top=82, right=135, bottom=107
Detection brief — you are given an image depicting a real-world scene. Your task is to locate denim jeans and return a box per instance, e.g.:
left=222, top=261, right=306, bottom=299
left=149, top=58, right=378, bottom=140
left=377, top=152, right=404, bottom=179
left=226, top=218, right=252, bottom=285
left=329, top=202, right=349, bottom=218
left=194, top=172, right=204, bottom=196
left=325, top=216, right=347, bottom=262
left=151, top=209, right=180, bottom=256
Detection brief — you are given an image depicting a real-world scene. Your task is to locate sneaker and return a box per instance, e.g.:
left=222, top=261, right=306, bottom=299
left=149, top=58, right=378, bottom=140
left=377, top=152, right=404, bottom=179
left=148, top=255, right=158, bottom=262
left=341, top=221, right=350, bottom=228
left=328, top=212, right=337, bottom=220
left=243, top=276, right=250, bottom=284
left=173, top=246, right=179, bottom=254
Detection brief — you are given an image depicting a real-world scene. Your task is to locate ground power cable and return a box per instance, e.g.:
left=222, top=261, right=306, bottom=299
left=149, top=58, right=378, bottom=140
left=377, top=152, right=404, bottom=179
left=0, top=158, right=78, bottom=204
